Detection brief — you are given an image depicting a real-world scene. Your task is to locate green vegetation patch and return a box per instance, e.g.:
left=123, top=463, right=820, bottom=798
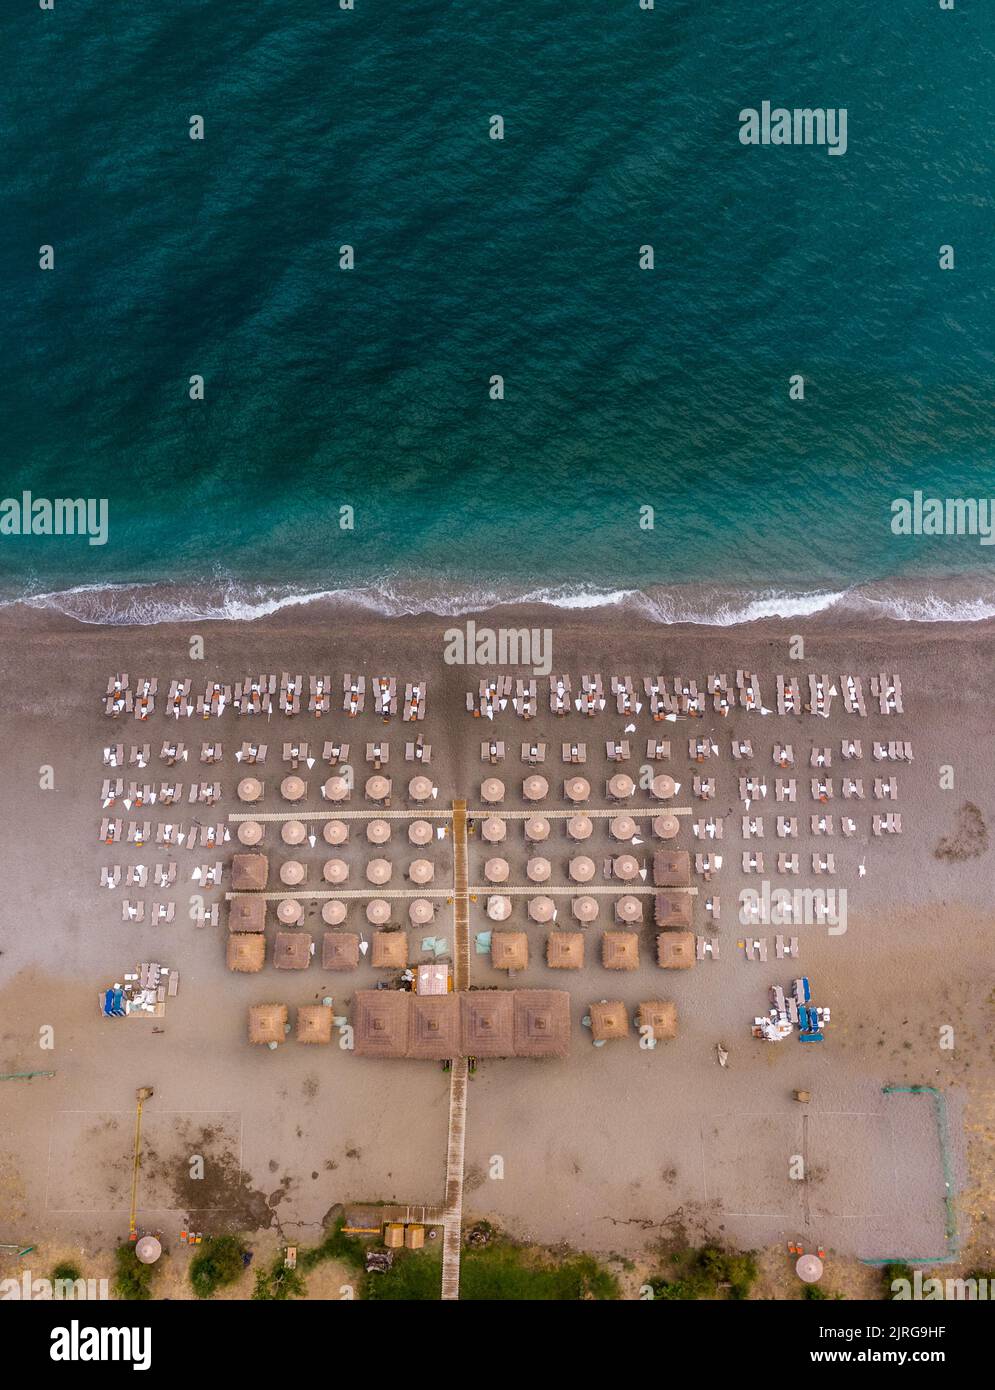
left=650, top=1244, right=758, bottom=1301
left=189, top=1235, right=248, bottom=1299
left=113, top=1244, right=157, bottom=1301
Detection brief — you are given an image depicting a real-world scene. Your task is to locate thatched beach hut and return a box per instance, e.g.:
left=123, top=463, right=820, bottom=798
left=656, top=931, right=695, bottom=969
left=636, top=1000, right=678, bottom=1042
left=513, top=990, right=571, bottom=1058
left=408, top=994, right=461, bottom=1060
left=589, top=1000, right=629, bottom=1043
left=546, top=931, right=585, bottom=969
left=460, top=991, right=515, bottom=1057
left=297, top=1004, right=334, bottom=1044
left=654, top=893, right=692, bottom=929
left=231, top=853, right=268, bottom=891
left=227, top=932, right=265, bottom=973
left=228, top=897, right=265, bottom=933
left=491, top=931, right=528, bottom=972
left=602, top=931, right=640, bottom=970
left=372, top=930, right=408, bottom=969
left=353, top=990, right=410, bottom=1058
left=248, top=1003, right=288, bottom=1046
left=652, top=850, right=691, bottom=888
left=322, top=931, right=360, bottom=971
left=274, top=931, right=312, bottom=970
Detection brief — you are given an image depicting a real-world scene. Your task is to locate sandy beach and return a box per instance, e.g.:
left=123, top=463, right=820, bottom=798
left=0, top=598, right=992, bottom=1293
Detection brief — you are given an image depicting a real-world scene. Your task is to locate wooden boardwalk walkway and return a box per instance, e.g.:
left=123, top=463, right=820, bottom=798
left=441, top=1056, right=468, bottom=1301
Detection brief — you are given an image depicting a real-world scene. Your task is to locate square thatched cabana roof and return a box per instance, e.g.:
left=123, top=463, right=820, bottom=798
left=297, top=1004, right=334, bottom=1044
left=637, top=1000, right=678, bottom=1041
left=601, top=930, right=640, bottom=970
left=322, top=931, right=360, bottom=971
left=656, top=930, right=695, bottom=969
left=652, top=850, right=691, bottom=888
left=372, top=930, right=408, bottom=969
left=460, top=991, right=515, bottom=1057
left=546, top=931, right=584, bottom=969
left=231, top=853, right=269, bottom=891
left=408, top=994, right=461, bottom=1060
left=513, top=990, right=571, bottom=1058
left=228, top=897, right=266, bottom=933
left=589, top=1000, right=629, bottom=1042
left=353, top=990, right=410, bottom=1057
left=491, top=931, right=528, bottom=972
left=248, top=1003, right=288, bottom=1045
left=274, top=931, right=312, bottom=970
left=227, top=932, right=265, bottom=973
left=654, top=892, right=692, bottom=928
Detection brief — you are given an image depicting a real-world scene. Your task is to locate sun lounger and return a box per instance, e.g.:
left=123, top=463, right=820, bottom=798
left=481, top=740, right=505, bottom=763
left=308, top=675, right=332, bottom=717
left=810, top=746, right=831, bottom=769
left=646, top=738, right=671, bottom=760
left=874, top=776, right=898, bottom=800
left=122, top=900, right=145, bottom=923
left=321, top=741, right=346, bottom=765
left=775, top=778, right=796, bottom=803
left=693, top=817, right=723, bottom=840
left=405, top=735, right=431, bottom=763
left=99, top=818, right=122, bottom=844
left=777, top=816, right=798, bottom=838
left=200, top=742, right=222, bottom=764
left=130, top=744, right=150, bottom=768
left=100, top=864, right=121, bottom=889
left=693, top=775, right=715, bottom=800
left=842, top=777, right=864, bottom=799
left=777, top=852, right=799, bottom=875
left=365, top=742, right=389, bottom=768
left=810, top=778, right=833, bottom=802
left=841, top=739, right=862, bottom=759
left=811, top=814, right=834, bottom=835
left=812, top=853, right=835, bottom=874
left=732, top=739, right=753, bottom=760
left=742, top=851, right=765, bottom=874
left=549, top=674, right=572, bottom=716
left=776, top=674, right=801, bottom=717
left=343, top=674, right=366, bottom=716
left=735, top=670, right=762, bottom=711
left=773, top=743, right=794, bottom=768
left=521, top=741, right=546, bottom=763
left=841, top=674, right=866, bottom=716
left=513, top=678, right=538, bottom=719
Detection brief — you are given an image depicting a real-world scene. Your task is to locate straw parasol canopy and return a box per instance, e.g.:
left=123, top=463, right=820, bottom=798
left=637, top=1000, right=678, bottom=1042
left=227, top=933, right=265, bottom=973
left=408, top=775, right=434, bottom=802
left=321, top=899, right=347, bottom=926
left=481, top=777, right=505, bottom=804
left=408, top=819, right=433, bottom=846
left=135, top=1236, right=162, bottom=1265
left=237, top=777, right=263, bottom=803
left=589, top=1000, right=629, bottom=1043
left=653, top=850, right=691, bottom=887
left=276, top=898, right=303, bottom=925
left=280, top=859, right=306, bottom=886
left=366, top=857, right=393, bottom=886
left=366, top=818, right=391, bottom=845
left=602, top=931, right=640, bottom=970
left=796, top=1254, right=824, bottom=1284
left=513, top=990, right=571, bottom=1058
left=409, top=897, right=435, bottom=926
left=523, top=774, right=549, bottom=802
left=231, top=853, right=268, bottom=891
left=568, top=855, right=596, bottom=883
left=280, top=775, right=306, bottom=802
left=486, top=895, right=512, bottom=922
left=480, top=816, right=506, bottom=843
left=615, top=895, right=644, bottom=924
left=527, top=895, right=555, bottom=924
left=546, top=931, right=585, bottom=969
left=613, top=853, right=641, bottom=881
left=274, top=931, right=312, bottom=970
left=653, top=814, right=681, bottom=840
left=567, top=814, right=593, bottom=841
left=353, top=990, right=410, bottom=1058
left=651, top=773, right=677, bottom=801
left=484, top=857, right=510, bottom=883
left=608, top=772, right=635, bottom=800
left=297, top=1004, right=334, bottom=1044
left=654, top=893, right=692, bottom=928
left=372, top=929, right=407, bottom=968
left=408, top=994, right=460, bottom=1060
left=323, top=776, right=350, bottom=803
left=564, top=776, right=591, bottom=803
left=460, top=991, right=515, bottom=1057
left=248, top=1003, right=288, bottom=1045
left=365, top=774, right=390, bottom=802
left=237, top=820, right=264, bottom=846
left=610, top=815, right=637, bottom=841
left=521, top=819, right=549, bottom=846
left=656, top=930, right=695, bottom=969
left=366, top=899, right=392, bottom=926
left=491, top=931, right=529, bottom=971
left=228, top=898, right=265, bottom=933
left=526, top=856, right=551, bottom=883
left=409, top=858, right=435, bottom=885
left=322, top=930, right=359, bottom=970
left=323, top=818, right=348, bottom=845
left=323, top=858, right=349, bottom=885
left=568, top=896, right=599, bottom=928
left=281, top=820, right=307, bottom=846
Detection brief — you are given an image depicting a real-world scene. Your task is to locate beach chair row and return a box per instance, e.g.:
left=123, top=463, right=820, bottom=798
left=105, top=674, right=428, bottom=720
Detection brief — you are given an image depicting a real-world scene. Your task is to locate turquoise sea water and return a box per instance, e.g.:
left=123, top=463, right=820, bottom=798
left=3, top=1, right=994, bottom=623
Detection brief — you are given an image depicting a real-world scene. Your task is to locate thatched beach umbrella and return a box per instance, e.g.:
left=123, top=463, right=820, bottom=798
left=372, top=929, right=407, bottom=968
left=323, top=818, right=348, bottom=845
left=321, top=930, right=359, bottom=970
left=656, top=930, right=695, bottom=969
left=365, top=774, right=390, bottom=802
left=480, top=816, right=506, bottom=843
left=571, top=894, right=599, bottom=923
left=653, top=850, right=691, bottom=887
left=564, top=776, right=591, bottom=803
left=237, top=820, right=264, bottom=846
left=608, top=772, right=635, bottom=800
left=276, top=898, right=303, bottom=926
left=366, top=818, right=391, bottom=845
left=408, top=994, right=460, bottom=1060
left=637, top=1000, right=678, bottom=1042
left=546, top=931, right=585, bottom=969
left=297, top=1004, right=333, bottom=1044
left=366, top=857, right=392, bottom=886
left=231, top=853, right=268, bottom=891
left=589, top=1001, right=629, bottom=1043
left=280, top=774, right=306, bottom=803
left=568, top=855, right=596, bottom=883
left=460, top=991, right=515, bottom=1058
left=227, top=933, right=265, bottom=973
left=237, top=777, right=263, bottom=804
left=524, top=815, right=550, bottom=842
left=409, top=897, right=435, bottom=926
left=486, top=894, right=512, bottom=922
left=248, top=1003, right=288, bottom=1046
left=615, top=895, right=643, bottom=924
left=652, top=814, right=681, bottom=841
left=281, top=820, right=307, bottom=846
left=409, top=858, right=434, bottom=886
left=491, top=931, right=529, bottom=971
left=274, top=931, right=312, bottom=970
left=651, top=773, right=677, bottom=801
left=408, top=775, right=434, bottom=802
left=409, top=819, right=434, bottom=846
left=610, top=815, right=637, bottom=842
left=321, top=899, right=347, bottom=926
left=602, top=931, right=640, bottom=971
left=523, top=774, right=548, bottom=802
left=352, top=989, right=410, bottom=1058
left=365, top=899, right=391, bottom=927
left=484, top=857, right=510, bottom=884
left=323, top=776, right=350, bottom=803
left=323, top=858, right=349, bottom=885
left=513, top=990, right=571, bottom=1058
left=527, top=856, right=551, bottom=883
left=228, top=898, right=265, bottom=933
left=481, top=777, right=505, bottom=804
left=567, top=814, right=593, bottom=841
left=654, top=893, right=692, bottom=928
left=527, top=895, right=555, bottom=924
left=279, top=859, right=306, bottom=887
left=613, top=854, right=641, bottom=882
